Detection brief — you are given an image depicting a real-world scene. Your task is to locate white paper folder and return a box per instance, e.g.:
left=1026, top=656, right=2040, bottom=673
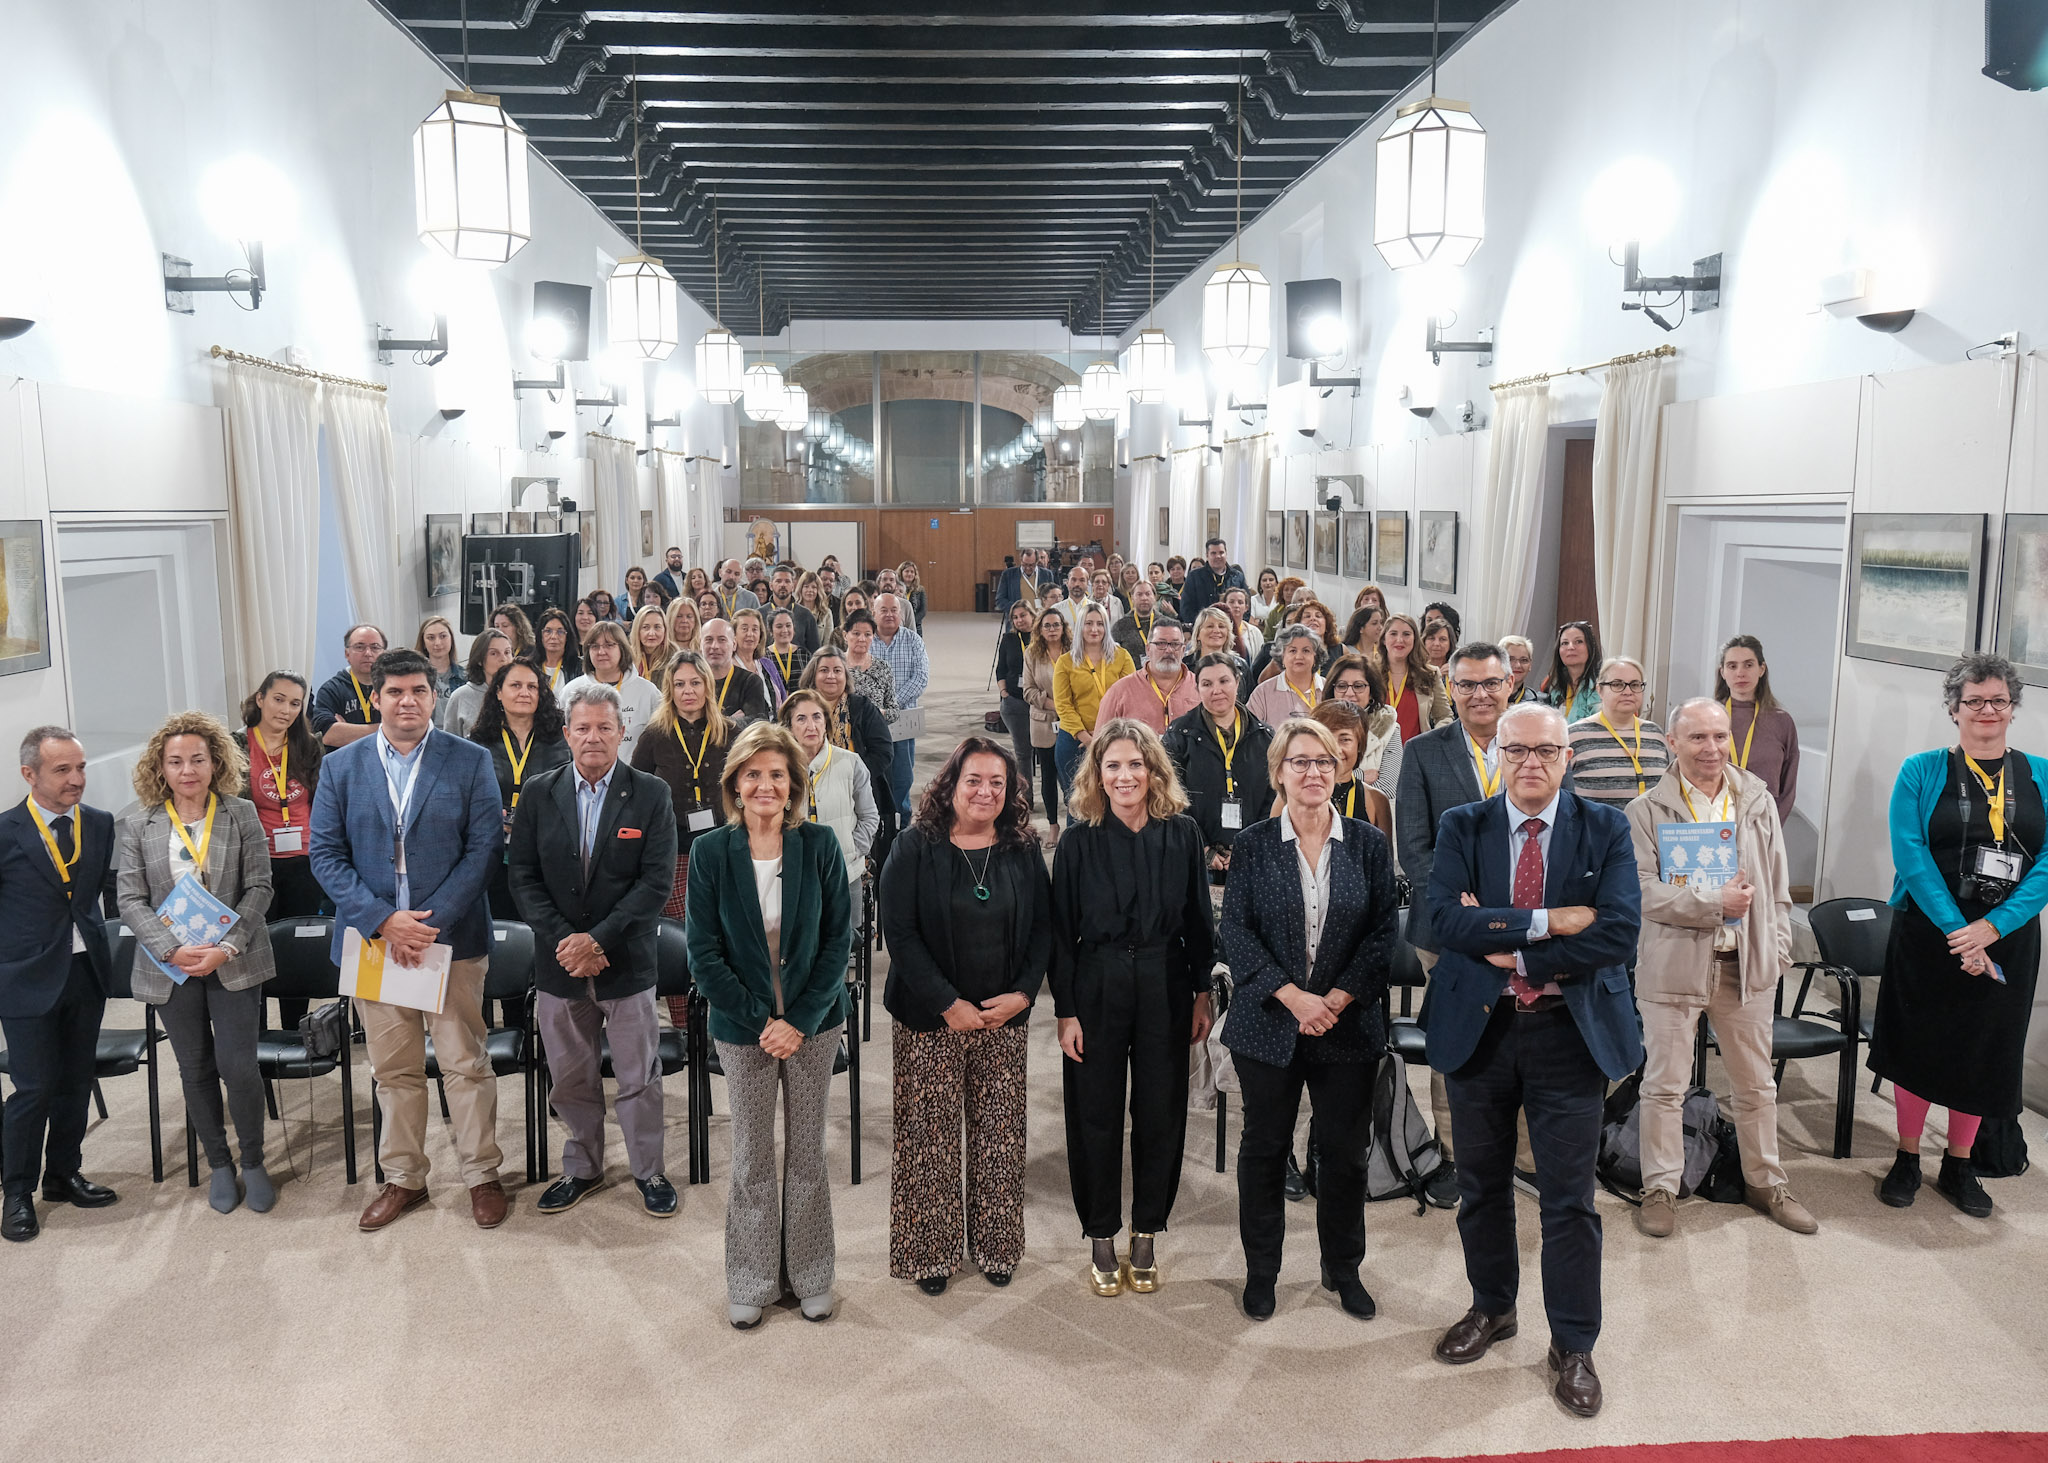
left=340, top=928, right=450, bottom=1015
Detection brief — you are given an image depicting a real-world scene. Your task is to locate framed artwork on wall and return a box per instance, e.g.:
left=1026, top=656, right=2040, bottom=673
left=1285, top=510, right=1310, bottom=570
left=424, top=514, right=462, bottom=598
left=1845, top=512, right=1986, bottom=672
left=1158, top=506, right=1170, bottom=548
left=1375, top=511, right=1409, bottom=586
left=534, top=511, right=561, bottom=534
left=1996, top=514, right=2048, bottom=684
left=1312, top=512, right=1339, bottom=575
left=639, top=510, right=656, bottom=558
left=506, top=511, right=534, bottom=535
left=1418, top=511, right=1460, bottom=593
left=471, top=512, right=504, bottom=536
left=1265, top=511, right=1285, bottom=568
left=1341, top=512, right=1372, bottom=578
left=0, top=519, right=53, bottom=677
left=1205, top=507, right=1221, bottom=545
left=579, top=513, right=598, bottom=568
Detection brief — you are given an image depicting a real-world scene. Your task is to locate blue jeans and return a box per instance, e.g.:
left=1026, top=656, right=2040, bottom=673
left=1054, top=730, right=1085, bottom=823
left=890, top=738, right=916, bottom=822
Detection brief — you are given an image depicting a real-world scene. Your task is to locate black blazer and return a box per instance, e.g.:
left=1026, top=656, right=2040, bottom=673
left=1217, top=812, right=1400, bottom=1069
left=714, top=665, right=774, bottom=724
left=880, top=827, right=1050, bottom=1031
left=0, top=801, right=117, bottom=1018
left=1162, top=706, right=1274, bottom=852
left=507, top=761, right=678, bottom=1001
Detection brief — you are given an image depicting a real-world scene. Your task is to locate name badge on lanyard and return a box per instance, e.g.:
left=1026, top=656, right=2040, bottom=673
left=272, top=826, right=303, bottom=854
left=1221, top=801, right=1243, bottom=830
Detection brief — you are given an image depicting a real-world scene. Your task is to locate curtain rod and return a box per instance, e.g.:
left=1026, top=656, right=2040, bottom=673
left=208, top=345, right=387, bottom=393
left=1488, top=342, right=1675, bottom=393
left=585, top=430, right=639, bottom=445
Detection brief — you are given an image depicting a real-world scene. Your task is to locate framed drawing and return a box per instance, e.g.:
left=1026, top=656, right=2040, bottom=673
left=1418, top=511, right=1460, bottom=593
left=1285, top=510, right=1310, bottom=571
left=579, top=512, right=598, bottom=568
left=424, top=515, right=462, bottom=598
left=1341, top=512, right=1372, bottom=578
left=639, top=510, right=656, bottom=558
left=506, top=511, right=534, bottom=535
left=1375, top=511, right=1409, bottom=586
left=1158, top=506, right=1170, bottom=547
left=534, top=511, right=561, bottom=534
left=1312, top=512, right=1339, bottom=576
left=1205, top=508, right=1222, bottom=545
left=1999, top=515, right=2048, bottom=685
left=0, top=520, right=53, bottom=677
left=1265, top=511, right=1285, bottom=568
left=470, top=512, right=504, bottom=536
left=1846, top=512, right=1986, bottom=671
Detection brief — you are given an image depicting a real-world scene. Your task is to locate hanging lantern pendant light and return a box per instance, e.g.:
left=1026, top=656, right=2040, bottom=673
left=1373, top=0, right=1487, bottom=270
left=1127, top=200, right=1175, bottom=402
left=743, top=261, right=785, bottom=422
left=695, top=198, right=746, bottom=404
left=1082, top=271, right=1125, bottom=421
left=412, top=0, right=532, bottom=266
left=607, top=64, right=680, bottom=362
left=1203, top=67, right=1271, bottom=366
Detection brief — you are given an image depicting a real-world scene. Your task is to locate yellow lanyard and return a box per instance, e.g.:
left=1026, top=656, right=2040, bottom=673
left=719, top=588, right=738, bottom=618
left=716, top=668, right=735, bottom=711
left=1147, top=670, right=1182, bottom=712
left=501, top=731, right=533, bottom=809
left=1677, top=779, right=1732, bottom=824
left=1468, top=734, right=1502, bottom=797
left=26, top=799, right=80, bottom=891
left=1966, top=756, right=2008, bottom=844
left=347, top=670, right=373, bottom=722
left=1210, top=712, right=1241, bottom=797
left=809, top=745, right=832, bottom=822
left=681, top=724, right=712, bottom=803
left=1724, top=699, right=1758, bottom=770
left=1341, top=781, right=1357, bottom=818
left=167, top=794, right=219, bottom=883
left=1389, top=669, right=1408, bottom=712
left=1134, top=613, right=1153, bottom=642
left=254, top=733, right=292, bottom=824
left=548, top=664, right=563, bottom=691
left=1083, top=652, right=1115, bottom=704
left=1597, top=712, right=1649, bottom=796
left=1287, top=675, right=1318, bottom=713
left=773, top=648, right=797, bottom=682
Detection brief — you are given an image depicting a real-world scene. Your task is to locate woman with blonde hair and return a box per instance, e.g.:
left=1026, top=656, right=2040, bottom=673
left=796, top=569, right=836, bottom=639
left=666, top=596, right=702, bottom=658
left=1383, top=612, right=1451, bottom=740
left=1187, top=607, right=1249, bottom=699
left=1053, top=603, right=1136, bottom=814
left=630, top=606, right=674, bottom=685
left=1050, top=719, right=1214, bottom=1295
left=895, top=561, right=928, bottom=635
left=116, top=712, right=277, bottom=1214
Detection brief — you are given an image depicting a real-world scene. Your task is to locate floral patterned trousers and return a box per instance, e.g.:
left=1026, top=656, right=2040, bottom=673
left=889, top=1023, right=1029, bottom=1280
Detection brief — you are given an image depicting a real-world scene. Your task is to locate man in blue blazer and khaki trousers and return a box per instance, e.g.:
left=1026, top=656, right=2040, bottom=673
left=1423, top=701, right=1642, bottom=1419
left=311, top=649, right=508, bottom=1232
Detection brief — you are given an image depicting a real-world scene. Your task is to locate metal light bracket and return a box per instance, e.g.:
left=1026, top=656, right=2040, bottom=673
left=512, top=362, right=566, bottom=395
left=163, top=245, right=266, bottom=314
left=1309, top=360, right=1362, bottom=391
left=1424, top=319, right=1492, bottom=367
left=1621, top=243, right=1721, bottom=312
left=377, top=316, right=449, bottom=366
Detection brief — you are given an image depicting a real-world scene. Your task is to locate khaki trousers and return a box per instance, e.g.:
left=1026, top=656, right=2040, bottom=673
left=359, top=955, right=503, bottom=1190
left=1640, top=957, right=1784, bottom=1195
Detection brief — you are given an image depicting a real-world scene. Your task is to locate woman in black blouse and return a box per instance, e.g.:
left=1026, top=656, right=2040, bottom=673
left=1050, top=718, right=1214, bottom=1296
left=880, top=738, right=1050, bottom=1295
left=631, top=650, right=733, bottom=1028
left=468, top=658, right=569, bottom=919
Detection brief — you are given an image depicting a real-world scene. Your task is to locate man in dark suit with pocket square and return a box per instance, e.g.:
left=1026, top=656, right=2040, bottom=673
left=0, top=727, right=121, bottom=1241
left=509, top=680, right=679, bottom=1217
left=1422, top=701, right=1642, bottom=1419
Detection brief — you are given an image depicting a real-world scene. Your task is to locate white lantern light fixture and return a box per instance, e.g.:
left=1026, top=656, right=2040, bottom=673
left=775, top=382, right=809, bottom=433
left=696, top=327, right=745, bottom=405
left=743, top=360, right=785, bottom=421
left=1127, top=201, right=1176, bottom=401
left=1052, top=383, right=1085, bottom=431
left=807, top=407, right=832, bottom=440
left=605, top=70, right=679, bottom=361
left=412, top=14, right=530, bottom=266
left=1082, top=360, right=1124, bottom=421
left=1372, top=3, right=1486, bottom=270
left=1203, top=76, right=1271, bottom=366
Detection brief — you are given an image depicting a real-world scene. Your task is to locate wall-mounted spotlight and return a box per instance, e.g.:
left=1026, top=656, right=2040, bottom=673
left=512, top=363, right=565, bottom=396
left=1818, top=269, right=1917, bottom=333
left=529, top=281, right=592, bottom=362
left=1284, top=278, right=1346, bottom=361
left=1400, top=385, right=1435, bottom=420
left=1425, top=316, right=1493, bottom=366
left=1619, top=241, right=1720, bottom=330
left=0, top=316, right=33, bottom=341
left=377, top=316, right=449, bottom=366
left=163, top=245, right=266, bottom=314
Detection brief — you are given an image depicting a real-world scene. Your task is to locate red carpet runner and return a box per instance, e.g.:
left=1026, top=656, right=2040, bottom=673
left=1351, top=1435, right=2048, bottom=1463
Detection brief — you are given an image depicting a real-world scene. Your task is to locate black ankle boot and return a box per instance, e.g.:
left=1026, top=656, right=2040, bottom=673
left=1935, top=1151, right=1993, bottom=1217
left=1284, top=1151, right=1309, bottom=1202
left=1878, top=1151, right=1921, bottom=1208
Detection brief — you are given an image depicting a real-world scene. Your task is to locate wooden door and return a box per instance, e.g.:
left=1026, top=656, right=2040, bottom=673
left=1557, top=437, right=1600, bottom=632
left=876, top=510, right=976, bottom=611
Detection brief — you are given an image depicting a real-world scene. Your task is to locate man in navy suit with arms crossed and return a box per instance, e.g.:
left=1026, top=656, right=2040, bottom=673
left=1423, top=700, right=1643, bottom=1418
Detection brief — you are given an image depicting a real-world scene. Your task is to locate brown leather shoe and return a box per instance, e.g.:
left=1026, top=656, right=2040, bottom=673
left=1433, top=1306, right=1518, bottom=1364
left=469, top=1180, right=509, bottom=1230
left=1548, top=1343, right=1603, bottom=1417
left=1745, top=1182, right=1819, bottom=1234
left=358, top=1183, right=428, bottom=1232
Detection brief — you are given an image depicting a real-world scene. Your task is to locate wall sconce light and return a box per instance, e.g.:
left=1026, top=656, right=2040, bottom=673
left=1619, top=242, right=1720, bottom=330
left=512, top=363, right=566, bottom=396
left=1400, top=385, right=1435, bottom=420
left=377, top=316, right=449, bottom=366
left=163, top=245, right=266, bottom=314
left=0, top=317, right=32, bottom=341
left=1425, top=316, right=1493, bottom=366
left=439, top=407, right=466, bottom=421
left=1818, top=269, right=1916, bottom=333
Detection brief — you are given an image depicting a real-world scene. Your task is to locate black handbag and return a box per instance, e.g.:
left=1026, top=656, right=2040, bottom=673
left=297, top=1000, right=349, bottom=1063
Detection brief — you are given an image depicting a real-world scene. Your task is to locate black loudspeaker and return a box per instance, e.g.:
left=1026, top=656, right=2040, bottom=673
left=1284, top=277, right=1343, bottom=361
left=531, top=281, right=593, bottom=361
left=1986, top=0, right=2048, bottom=90
left=459, top=533, right=581, bottom=634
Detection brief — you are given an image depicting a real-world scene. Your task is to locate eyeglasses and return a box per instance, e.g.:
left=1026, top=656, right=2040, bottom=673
left=1960, top=697, right=2014, bottom=713
left=1599, top=679, right=1645, bottom=693
left=1451, top=677, right=1509, bottom=694
left=1500, top=743, right=1567, bottom=765
left=1282, top=756, right=1338, bottom=776
left=1331, top=679, right=1369, bottom=695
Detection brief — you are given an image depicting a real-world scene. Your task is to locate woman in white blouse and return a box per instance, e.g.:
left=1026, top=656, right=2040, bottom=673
left=557, top=620, right=661, bottom=760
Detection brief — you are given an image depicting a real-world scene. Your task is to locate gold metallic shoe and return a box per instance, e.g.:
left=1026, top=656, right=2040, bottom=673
left=1089, top=1261, right=1123, bottom=1297
left=1124, top=1233, right=1160, bottom=1293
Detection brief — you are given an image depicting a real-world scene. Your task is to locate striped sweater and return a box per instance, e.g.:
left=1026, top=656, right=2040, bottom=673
left=1567, top=714, right=1672, bottom=808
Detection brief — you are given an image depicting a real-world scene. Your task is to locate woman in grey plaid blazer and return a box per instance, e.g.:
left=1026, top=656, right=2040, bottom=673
left=115, top=712, right=277, bottom=1215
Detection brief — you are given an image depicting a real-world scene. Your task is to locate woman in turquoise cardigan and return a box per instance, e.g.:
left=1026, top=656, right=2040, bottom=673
left=686, top=721, right=853, bottom=1328
left=1870, top=653, right=2048, bottom=1219
left=1540, top=620, right=1603, bottom=722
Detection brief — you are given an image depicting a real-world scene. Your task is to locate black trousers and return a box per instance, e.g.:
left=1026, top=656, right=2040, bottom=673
left=1032, top=746, right=1060, bottom=821
left=1, top=956, right=106, bottom=1197
left=1061, top=952, right=1192, bottom=1238
left=1446, top=998, right=1608, bottom=1353
left=1235, top=1049, right=1371, bottom=1280
left=267, top=856, right=328, bottom=1031
left=999, top=698, right=1035, bottom=811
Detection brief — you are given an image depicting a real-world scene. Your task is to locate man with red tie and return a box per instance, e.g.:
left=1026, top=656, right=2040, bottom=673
left=1421, top=701, right=1643, bottom=1418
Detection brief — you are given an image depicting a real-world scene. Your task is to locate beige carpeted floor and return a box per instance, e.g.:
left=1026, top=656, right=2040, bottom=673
left=11, top=613, right=2048, bottom=1463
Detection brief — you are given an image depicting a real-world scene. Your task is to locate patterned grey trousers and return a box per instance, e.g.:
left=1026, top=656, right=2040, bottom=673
left=715, top=1029, right=840, bottom=1307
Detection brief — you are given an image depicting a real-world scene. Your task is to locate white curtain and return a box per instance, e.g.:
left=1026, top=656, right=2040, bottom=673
left=657, top=451, right=690, bottom=570
left=1466, top=382, right=1551, bottom=641
left=587, top=433, right=640, bottom=597
left=1229, top=435, right=1274, bottom=568
left=323, top=382, right=407, bottom=642
left=1590, top=354, right=1675, bottom=670
left=222, top=362, right=322, bottom=692
left=1167, top=447, right=1204, bottom=563
left=1126, top=456, right=1160, bottom=563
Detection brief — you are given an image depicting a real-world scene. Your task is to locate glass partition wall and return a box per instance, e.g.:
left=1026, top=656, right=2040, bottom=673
left=739, top=350, right=1114, bottom=506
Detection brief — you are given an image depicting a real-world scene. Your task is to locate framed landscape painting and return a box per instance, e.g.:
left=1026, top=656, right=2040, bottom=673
left=471, top=512, right=504, bottom=536
left=1845, top=512, right=1986, bottom=671
left=1375, top=510, right=1409, bottom=586
left=1996, top=514, right=2048, bottom=684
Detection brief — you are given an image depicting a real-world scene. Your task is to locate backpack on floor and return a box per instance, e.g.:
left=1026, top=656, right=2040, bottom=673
left=1596, top=1076, right=1736, bottom=1203
left=1363, top=1050, right=1447, bottom=1214
left=1972, top=1116, right=2031, bottom=1178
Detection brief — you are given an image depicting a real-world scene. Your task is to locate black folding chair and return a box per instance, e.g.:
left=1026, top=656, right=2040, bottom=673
left=1692, top=941, right=1864, bottom=1162
left=422, top=922, right=541, bottom=1182
left=259, top=917, right=359, bottom=1185
left=1794, top=897, right=1892, bottom=1095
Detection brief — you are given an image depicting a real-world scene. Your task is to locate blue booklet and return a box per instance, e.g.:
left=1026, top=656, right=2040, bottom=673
left=141, top=873, right=240, bottom=985
left=1657, top=821, right=1741, bottom=924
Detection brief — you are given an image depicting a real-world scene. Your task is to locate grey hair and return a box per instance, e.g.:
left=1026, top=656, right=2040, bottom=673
left=1944, top=652, right=2023, bottom=714
left=1669, top=696, right=1730, bottom=736
left=1498, top=701, right=1568, bottom=742
left=1273, top=623, right=1322, bottom=653
left=562, top=682, right=623, bottom=728
left=19, top=724, right=81, bottom=771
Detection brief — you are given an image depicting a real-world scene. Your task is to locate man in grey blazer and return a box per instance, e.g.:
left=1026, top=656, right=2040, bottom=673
left=310, top=648, right=507, bottom=1233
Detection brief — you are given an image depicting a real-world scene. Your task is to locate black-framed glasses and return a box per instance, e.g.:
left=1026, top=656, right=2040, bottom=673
left=1282, top=756, right=1338, bottom=775
left=1960, top=697, right=2013, bottom=713
left=1501, top=743, right=1566, bottom=765
left=1599, top=679, right=1645, bottom=693
left=1451, top=677, right=1509, bottom=694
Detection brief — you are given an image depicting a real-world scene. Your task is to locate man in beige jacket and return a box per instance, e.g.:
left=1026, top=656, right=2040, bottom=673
left=1624, top=698, right=1817, bottom=1238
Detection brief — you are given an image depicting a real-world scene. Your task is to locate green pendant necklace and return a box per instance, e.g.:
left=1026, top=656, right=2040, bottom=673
left=959, top=843, right=995, bottom=901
